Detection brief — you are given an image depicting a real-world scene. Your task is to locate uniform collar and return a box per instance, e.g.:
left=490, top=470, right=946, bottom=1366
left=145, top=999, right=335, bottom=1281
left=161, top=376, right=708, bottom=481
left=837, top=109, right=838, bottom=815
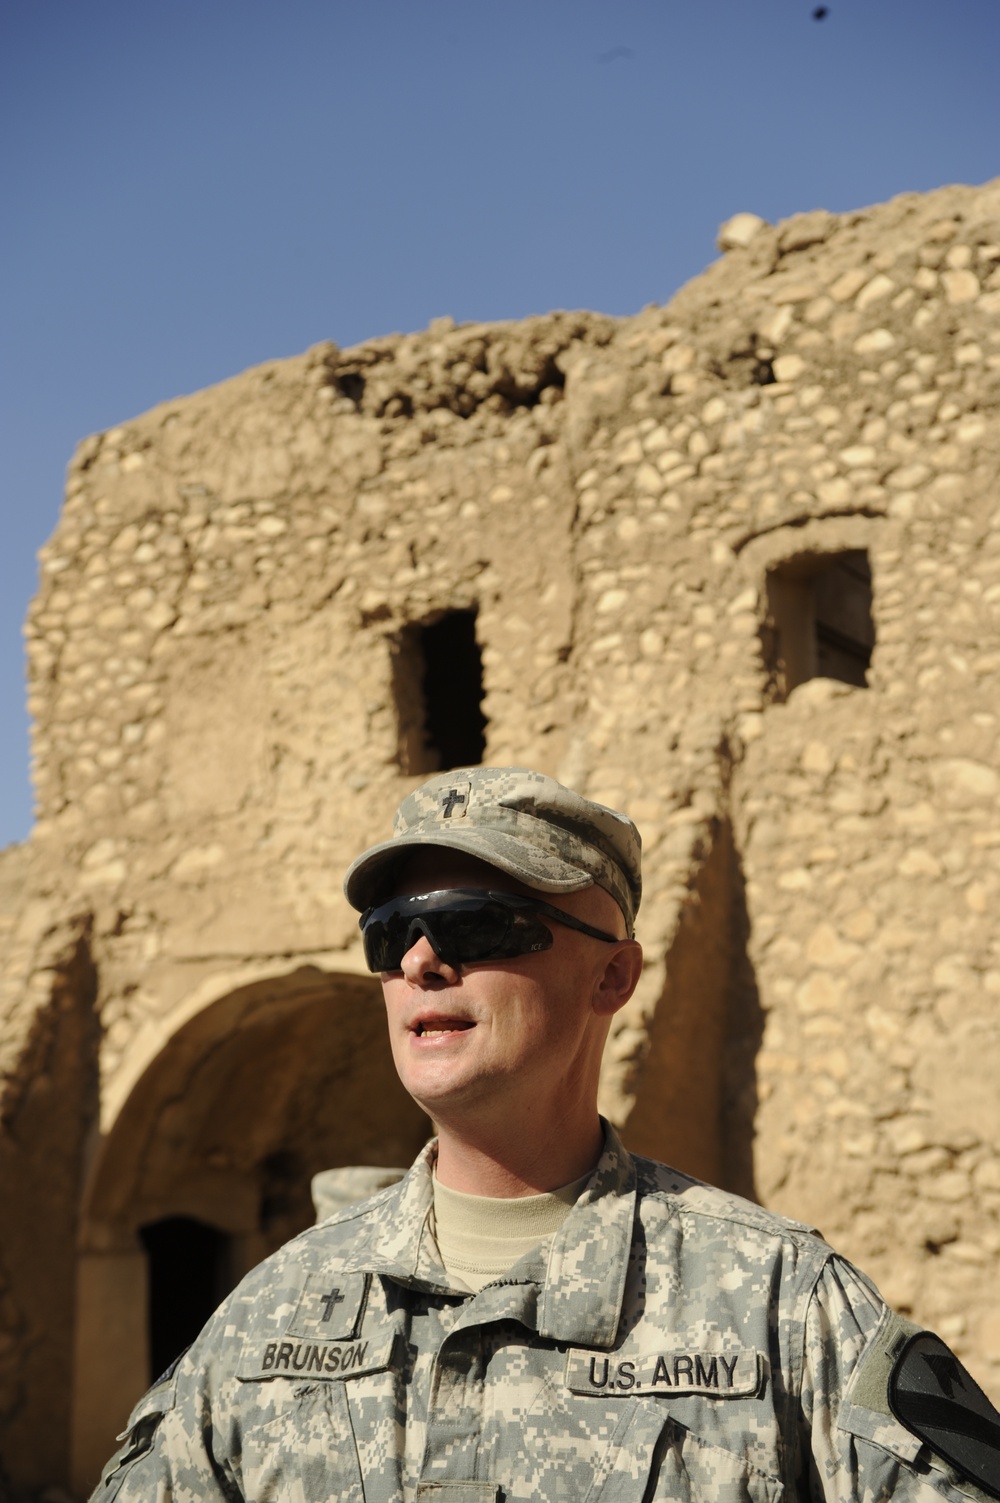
left=537, top=1119, right=636, bottom=1347
left=350, top=1119, right=636, bottom=1350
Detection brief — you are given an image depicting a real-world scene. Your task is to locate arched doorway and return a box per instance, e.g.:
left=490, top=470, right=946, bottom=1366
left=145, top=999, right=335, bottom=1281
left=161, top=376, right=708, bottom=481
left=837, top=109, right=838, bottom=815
left=70, top=963, right=429, bottom=1493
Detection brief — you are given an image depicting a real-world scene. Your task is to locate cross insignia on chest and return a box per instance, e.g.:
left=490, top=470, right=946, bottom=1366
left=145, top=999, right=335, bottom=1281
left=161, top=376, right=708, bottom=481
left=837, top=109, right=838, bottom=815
left=320, top=1288, right=346, bottom=1322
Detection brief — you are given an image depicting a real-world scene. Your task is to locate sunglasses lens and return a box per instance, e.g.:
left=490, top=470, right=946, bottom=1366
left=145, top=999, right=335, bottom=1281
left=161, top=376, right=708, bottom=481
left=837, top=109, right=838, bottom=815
left=363, top=906, right=411, bottom=971
left=361, top=893, right=553, bottom=972
left=432, top=904, right=512, bottom=962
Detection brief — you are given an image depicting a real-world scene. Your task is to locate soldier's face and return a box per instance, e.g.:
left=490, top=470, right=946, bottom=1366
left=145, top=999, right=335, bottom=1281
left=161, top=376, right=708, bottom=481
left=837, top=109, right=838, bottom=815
left=378, top=851, right=634, bottom=1126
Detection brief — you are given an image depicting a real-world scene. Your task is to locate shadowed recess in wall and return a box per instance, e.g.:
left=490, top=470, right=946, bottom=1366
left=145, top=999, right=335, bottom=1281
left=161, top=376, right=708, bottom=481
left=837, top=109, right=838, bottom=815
left=392, top=609, right=488, bottom=774
left=0, top=922, right=100, bottom=1494
left=139, top=1216, right=234, bottom=1382
left=622, top=820, right=764, bottom=1200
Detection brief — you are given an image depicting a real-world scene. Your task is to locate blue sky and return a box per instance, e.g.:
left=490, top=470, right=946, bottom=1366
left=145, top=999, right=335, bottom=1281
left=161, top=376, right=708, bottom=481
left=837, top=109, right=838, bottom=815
left=2, top=0, right=998, bottom=848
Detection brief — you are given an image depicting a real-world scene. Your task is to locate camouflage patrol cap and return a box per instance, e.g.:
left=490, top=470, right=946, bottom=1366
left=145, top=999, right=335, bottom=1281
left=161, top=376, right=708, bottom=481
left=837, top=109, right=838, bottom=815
left=344, top=767, right=642, bottom=935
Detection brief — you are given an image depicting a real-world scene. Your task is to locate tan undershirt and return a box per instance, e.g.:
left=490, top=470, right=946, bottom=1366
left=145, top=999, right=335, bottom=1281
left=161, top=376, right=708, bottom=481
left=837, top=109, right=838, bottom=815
left=431, top=1170, right=592, bottom=1292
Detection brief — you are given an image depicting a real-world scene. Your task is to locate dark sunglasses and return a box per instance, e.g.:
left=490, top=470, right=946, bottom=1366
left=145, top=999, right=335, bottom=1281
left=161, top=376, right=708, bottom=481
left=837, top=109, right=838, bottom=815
left=359, top=888, right=620, bottom=973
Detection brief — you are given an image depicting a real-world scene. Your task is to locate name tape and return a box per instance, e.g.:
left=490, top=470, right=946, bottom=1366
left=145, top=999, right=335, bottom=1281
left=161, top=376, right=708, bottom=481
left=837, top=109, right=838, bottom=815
left=237, top=1331, right=394, bottom=1383
left=566, top=1347, right=761, bottom=1398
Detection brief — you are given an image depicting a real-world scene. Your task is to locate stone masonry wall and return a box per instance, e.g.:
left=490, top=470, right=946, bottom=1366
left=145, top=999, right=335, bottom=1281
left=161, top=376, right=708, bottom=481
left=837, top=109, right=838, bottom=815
left=2, top=175, right=999, bottom=1491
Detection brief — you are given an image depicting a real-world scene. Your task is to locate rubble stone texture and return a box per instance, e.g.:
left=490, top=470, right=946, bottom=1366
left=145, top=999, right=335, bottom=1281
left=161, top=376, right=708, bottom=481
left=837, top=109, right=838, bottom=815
left=2, top=176, right=999, bottom=1495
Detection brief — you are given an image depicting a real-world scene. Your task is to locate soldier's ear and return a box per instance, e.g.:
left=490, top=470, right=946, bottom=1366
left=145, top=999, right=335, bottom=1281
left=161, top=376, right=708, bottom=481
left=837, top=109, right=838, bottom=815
left=592, top=939, right=643, bottom=1017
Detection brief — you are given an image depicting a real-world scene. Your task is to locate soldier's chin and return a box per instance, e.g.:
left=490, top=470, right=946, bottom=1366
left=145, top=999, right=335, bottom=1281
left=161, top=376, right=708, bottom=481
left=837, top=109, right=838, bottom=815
left=399, top=1063, right=492, bottom=1117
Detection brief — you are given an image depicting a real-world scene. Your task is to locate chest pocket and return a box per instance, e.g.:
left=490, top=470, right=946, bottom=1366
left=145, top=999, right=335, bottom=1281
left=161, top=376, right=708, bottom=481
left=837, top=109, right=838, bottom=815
left=482, top=1384, right=658, bottom=1503
left=643, top=1417, right=785, bottom=1503
left=476, top=1331, right=781, bottom=1503
left=557, top=1345, right=782, bottom=1503
left=559, top=1400, right=783, bottom=1503
left=234, top=1317, right=395, bottom=1501
left=237, top=1378, right=365, bottom=1503
left=512, top=1397, right=783, bottom=1503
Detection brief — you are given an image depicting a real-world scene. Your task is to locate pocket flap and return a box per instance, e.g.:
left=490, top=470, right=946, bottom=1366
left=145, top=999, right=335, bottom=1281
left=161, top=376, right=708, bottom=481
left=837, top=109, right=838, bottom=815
left=416, top=1486, right=500, bottom=1503
left=284, top=1271, right=369, bottom=1341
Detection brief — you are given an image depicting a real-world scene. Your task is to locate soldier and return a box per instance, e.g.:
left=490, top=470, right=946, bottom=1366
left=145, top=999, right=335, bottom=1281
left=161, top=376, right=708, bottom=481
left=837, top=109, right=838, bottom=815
left=95, top=767, right=1000, bottom=1501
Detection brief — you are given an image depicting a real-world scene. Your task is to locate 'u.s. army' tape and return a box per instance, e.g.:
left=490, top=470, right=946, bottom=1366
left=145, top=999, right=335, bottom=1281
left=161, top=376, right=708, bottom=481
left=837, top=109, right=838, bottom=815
left=566, top=1345, right=761, bottom=1398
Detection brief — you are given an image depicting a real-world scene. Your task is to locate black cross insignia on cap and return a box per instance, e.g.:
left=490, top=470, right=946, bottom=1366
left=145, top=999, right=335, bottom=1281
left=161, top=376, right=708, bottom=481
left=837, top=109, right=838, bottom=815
left=441, top=789, right=467, bottom=818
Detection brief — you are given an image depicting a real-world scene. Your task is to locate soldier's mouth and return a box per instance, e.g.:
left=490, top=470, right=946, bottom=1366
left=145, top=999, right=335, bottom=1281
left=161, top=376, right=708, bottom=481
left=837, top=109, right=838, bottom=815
left=413, top=1019, right=476, bottom=1037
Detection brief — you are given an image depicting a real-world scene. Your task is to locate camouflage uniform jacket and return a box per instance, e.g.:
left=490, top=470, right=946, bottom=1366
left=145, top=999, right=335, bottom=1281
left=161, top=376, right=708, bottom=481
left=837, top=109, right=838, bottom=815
left=95, top=1125, right=996, bottom=1503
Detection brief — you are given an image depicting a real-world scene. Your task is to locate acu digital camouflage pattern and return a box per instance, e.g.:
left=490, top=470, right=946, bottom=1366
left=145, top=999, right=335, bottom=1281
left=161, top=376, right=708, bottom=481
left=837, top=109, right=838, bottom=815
left=94, top=1125, right=997, bottom=1503
left=343, top=767, right=642, bottom=935
left=311, top=1165, right=407, bottom=1223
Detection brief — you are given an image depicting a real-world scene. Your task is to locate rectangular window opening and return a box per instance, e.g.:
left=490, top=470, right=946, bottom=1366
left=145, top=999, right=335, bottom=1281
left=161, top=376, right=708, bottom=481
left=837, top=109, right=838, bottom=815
left=391, top=609, right=488, bottom=774
left=762, top=549, right=874, bottom=699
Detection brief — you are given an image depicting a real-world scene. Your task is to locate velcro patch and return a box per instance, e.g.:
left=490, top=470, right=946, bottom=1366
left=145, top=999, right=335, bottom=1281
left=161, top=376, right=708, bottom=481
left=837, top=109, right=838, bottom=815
left=416, top=1486, right=500, bottom=1503
left=285, top=1271, right=368, bottom=1342
left=566, top=1346, right=761, bottom=1398
left=237, top=1330, right=394, bottom=1383
left=889, top=1332, right=1000, bottom=1500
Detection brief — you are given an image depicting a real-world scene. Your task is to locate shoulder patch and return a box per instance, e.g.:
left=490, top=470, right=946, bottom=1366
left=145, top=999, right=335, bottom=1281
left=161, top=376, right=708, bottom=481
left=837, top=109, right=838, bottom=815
left=114, top=1347, right=185, bottom=1443
left=98, top=1413, right=162, bottom=1494
left=150, top=1345, right=189, bottom=1391
left=889, top=1331, right=1000, bottom=1500
left=846, top=1307, right=923, bottom=1418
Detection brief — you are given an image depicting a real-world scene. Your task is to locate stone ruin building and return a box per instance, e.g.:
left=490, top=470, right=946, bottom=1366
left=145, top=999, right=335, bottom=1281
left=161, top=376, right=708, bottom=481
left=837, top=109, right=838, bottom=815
left=1, top=175, right=999, bottom=1497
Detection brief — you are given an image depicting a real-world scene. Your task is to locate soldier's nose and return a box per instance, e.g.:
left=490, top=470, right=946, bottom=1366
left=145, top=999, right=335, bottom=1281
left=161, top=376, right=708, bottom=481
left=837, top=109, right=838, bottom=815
left=401, top=934, right=461, bottom=988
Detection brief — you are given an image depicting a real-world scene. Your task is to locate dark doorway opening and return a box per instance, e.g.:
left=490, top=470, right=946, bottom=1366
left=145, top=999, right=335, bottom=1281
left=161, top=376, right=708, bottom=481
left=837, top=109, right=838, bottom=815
left=763, top=550, right=874, bottom=698
left=392, top=609, right=488, bottom=773
left=140, top=1216, right=234, bottom=1381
